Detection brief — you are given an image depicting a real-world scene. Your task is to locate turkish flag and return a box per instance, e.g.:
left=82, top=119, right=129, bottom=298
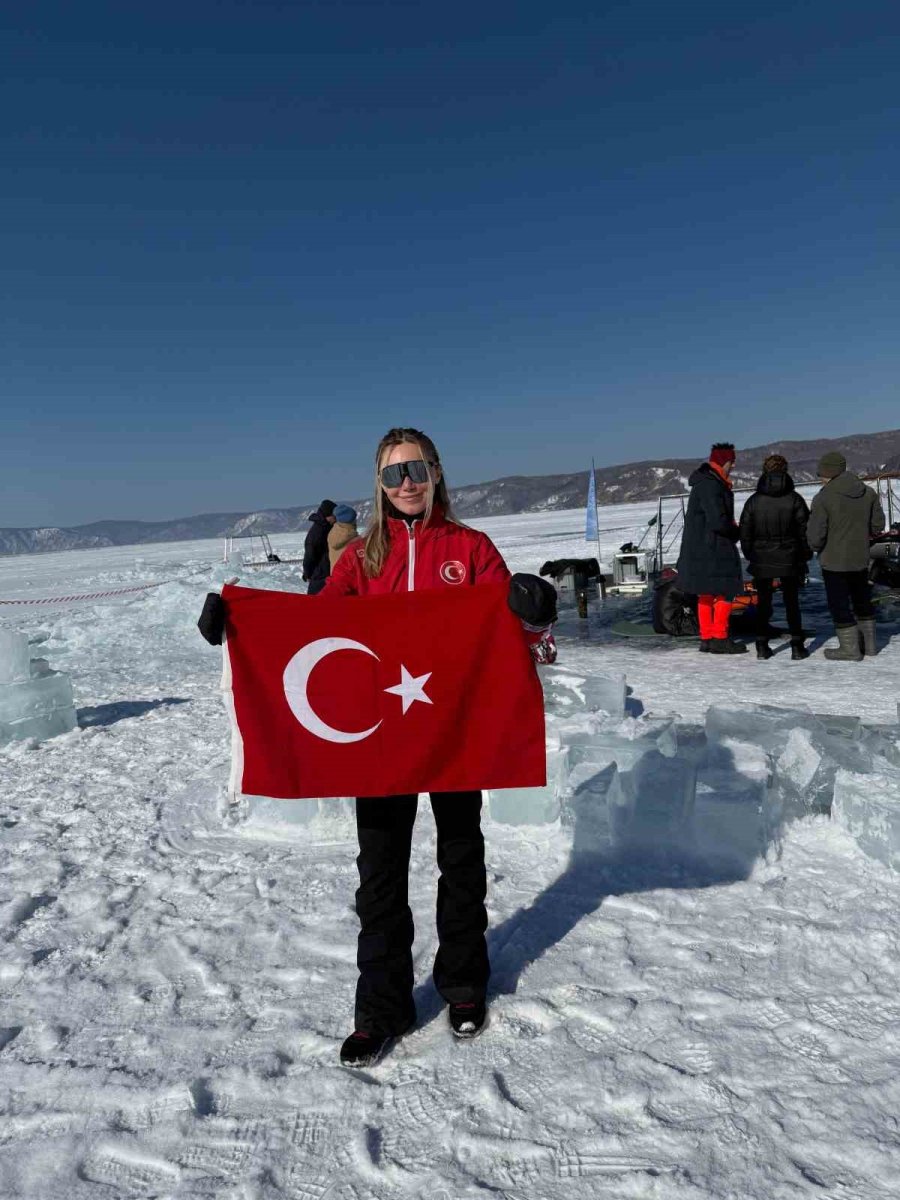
left=222, top=581, right=546, bottom=799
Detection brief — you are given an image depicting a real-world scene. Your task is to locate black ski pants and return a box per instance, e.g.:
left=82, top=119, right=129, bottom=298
left=822, top=568, right=874, bottom=626
left=755, top=576, right=804, bottom=639
left=354, top=791, right=489, bottom=1036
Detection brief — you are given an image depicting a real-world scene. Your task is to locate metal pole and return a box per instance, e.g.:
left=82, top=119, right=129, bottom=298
left=656, top=496, right=663, bottom=571
left=592, top=458, right=604, bottom=603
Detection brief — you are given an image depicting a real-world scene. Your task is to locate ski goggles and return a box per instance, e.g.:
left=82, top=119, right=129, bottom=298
left=379, top=459, right=435, bottom=488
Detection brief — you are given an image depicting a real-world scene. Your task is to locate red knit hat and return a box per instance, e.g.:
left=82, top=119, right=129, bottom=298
left=709, top=443, right=736, bottom=468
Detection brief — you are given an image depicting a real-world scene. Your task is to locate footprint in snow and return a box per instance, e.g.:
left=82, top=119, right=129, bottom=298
left=79, top=1142, right=180, bottom=1194
left=642, top=1038, right=716, bottom=1076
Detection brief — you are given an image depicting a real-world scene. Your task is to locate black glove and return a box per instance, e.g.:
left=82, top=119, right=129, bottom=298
left=197, top=592, right=226, bottom=645
left=508, top=573, right=558, bottom=628
left=719, top=525, right=740, bottom=543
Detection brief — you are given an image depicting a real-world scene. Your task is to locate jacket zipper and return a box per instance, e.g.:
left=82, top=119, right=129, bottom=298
left=406, top=523, right=416, bottom=591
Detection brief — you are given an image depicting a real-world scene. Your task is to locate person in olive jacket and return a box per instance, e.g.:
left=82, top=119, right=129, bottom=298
left=676, top=443, right=746, bottom=654
left=738, top=454, right=811, bottom=661
left=807, top=451, right=885, bottom=660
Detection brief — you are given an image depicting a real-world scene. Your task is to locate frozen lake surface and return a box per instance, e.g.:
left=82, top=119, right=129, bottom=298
left=2, top=500, right=900, bottom=1199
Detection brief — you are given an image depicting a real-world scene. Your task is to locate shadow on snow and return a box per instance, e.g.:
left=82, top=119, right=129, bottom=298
left=77, top=697, right=191, bottom=728
left=413, top=739, right=776, bottom=1026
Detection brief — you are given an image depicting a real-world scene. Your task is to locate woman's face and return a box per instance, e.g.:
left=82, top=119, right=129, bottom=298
left=380, top=441, right=441, bottom=516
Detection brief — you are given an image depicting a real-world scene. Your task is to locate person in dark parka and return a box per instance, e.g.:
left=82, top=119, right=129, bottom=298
left=676, top=442, right=745, bottom=653
left=303, top=499, right=336, bottom=595
left=738, top=454, right=811, bottom=661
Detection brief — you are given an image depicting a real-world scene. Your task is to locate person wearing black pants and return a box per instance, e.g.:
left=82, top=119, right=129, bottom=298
left=821, top=569, right=875, bottom=627
left=807, top=451, right=886, bottom=661
left=315, top=427, right=558, bottom=1068
left=355, top=792, right=489, bottom=1039
left=195, top=429, right=557, bottom=1069
left=738, top=454, right=811, bottom=660
left=754, top=576, right=803, bottom=644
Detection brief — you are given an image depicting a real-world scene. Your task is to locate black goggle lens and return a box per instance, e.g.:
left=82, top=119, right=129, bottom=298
left=380, top=460, right=433, bottom=488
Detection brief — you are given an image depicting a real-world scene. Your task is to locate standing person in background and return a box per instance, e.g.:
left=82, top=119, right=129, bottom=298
left=328, top=504, right=359, bottom=568
left=807, top=451, right=885, bottom=661
left=302, top=499, right=336, bottom=595
left=739, top=454, right=811, bottom=661
left=676, top=443, right=746, bottom=654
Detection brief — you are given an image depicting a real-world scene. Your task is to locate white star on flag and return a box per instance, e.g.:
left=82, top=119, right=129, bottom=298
left=384, top=665, right=433, bottom=715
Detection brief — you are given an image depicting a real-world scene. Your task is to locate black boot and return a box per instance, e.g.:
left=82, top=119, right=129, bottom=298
left=340, top=1030, right=397, bottom=1069
left=755, top=639, right=773, bottom=660
left=790, top=639, right=809, bottom=660
left=449, top=1000, right=487, bottom=1039
left=709, top=637, right=748, bottom=655
left=698, top=640, right=710, bottom=653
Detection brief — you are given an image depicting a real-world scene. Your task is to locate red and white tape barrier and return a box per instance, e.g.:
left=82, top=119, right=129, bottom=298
left=0, top=580, right=173, bottom=606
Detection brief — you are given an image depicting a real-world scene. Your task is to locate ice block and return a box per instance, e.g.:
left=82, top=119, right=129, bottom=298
left=0, top=672, right=75, bottom=725
left=832, top=770, right=900, bottom=873
left=608, top=749, right=697, bottom=851
left=0, top=630, right=31, bottom=685
left=489, top=746, right=568, bottom=826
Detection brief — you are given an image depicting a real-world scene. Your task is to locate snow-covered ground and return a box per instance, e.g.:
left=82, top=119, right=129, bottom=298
left=2, top=500, right=900, bottom=1200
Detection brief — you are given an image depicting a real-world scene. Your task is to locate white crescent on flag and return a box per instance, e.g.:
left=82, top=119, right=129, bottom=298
left=283, top=637, right=383, bottom=744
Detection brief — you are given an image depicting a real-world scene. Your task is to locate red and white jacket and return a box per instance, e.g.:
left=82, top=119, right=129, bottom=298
left=319, top=507, right=556, bottom=660
left=321, top=506, right=509, bottom=598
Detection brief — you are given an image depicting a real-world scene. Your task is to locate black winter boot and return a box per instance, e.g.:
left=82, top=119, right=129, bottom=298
left=858, top=617, right=877, bottom=657
left=709, top=638, right=748, bottom=655
left=755, top=639, right=773, bottom=660
left=698, top=640, right=710, bottom=653
left=449, top=1000, right=487, bottom=1039
left=340, top=1030, right=396, bottom=1069
left=823, top=624, right=863, bottom=662
left=790, top=639, right=809, bottom=660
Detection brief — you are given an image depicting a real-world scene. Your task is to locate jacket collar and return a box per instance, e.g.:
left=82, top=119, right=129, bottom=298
left=385, top=502, right=449, bottom=535
left=707, top=460, right=734, bottom=489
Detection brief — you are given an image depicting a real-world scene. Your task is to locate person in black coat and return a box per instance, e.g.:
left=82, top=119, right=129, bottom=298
left=738, top=454, right=811, bottom=661
left=303, top=499, right=336, bottom=594
left=676, top=443, right=745, bottom=654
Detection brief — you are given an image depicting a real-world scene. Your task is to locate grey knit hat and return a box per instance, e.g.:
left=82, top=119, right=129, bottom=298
left=817, top=451, right=846, bottom=479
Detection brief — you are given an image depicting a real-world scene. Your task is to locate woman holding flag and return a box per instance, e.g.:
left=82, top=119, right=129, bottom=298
left=321, top=427, right=556, bottom=1066
left=198, top=426, right=558, bottom=1068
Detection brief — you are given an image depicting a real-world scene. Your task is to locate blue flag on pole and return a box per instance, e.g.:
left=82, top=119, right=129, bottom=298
left=585, top=462, right=598, bottom=542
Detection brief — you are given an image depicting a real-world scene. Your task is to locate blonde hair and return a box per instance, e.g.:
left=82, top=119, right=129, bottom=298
left=363, top=427, right=461, bottom=578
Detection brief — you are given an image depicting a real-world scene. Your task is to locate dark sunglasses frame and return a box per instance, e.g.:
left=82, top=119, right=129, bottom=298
left=379, top=459, right=435, bottom=488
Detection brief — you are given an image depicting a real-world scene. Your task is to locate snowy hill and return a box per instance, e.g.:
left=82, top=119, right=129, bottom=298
left=3, top=427, right=900, bottom=556
left=1, top=503, right=899, bottom=1198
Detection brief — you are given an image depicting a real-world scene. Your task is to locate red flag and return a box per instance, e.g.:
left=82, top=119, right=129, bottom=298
left=222, top=581, right=546, bottom=799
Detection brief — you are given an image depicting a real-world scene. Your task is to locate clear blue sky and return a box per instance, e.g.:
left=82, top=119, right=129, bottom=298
left=3, top=0, right=899, bottom=526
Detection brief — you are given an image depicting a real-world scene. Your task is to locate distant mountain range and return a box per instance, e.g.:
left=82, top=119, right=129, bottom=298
left=3, top=428, right=899, bottom=556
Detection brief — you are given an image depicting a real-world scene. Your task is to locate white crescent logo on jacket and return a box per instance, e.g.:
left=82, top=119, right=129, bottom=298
left=440, top=560, right=466, bottom=585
